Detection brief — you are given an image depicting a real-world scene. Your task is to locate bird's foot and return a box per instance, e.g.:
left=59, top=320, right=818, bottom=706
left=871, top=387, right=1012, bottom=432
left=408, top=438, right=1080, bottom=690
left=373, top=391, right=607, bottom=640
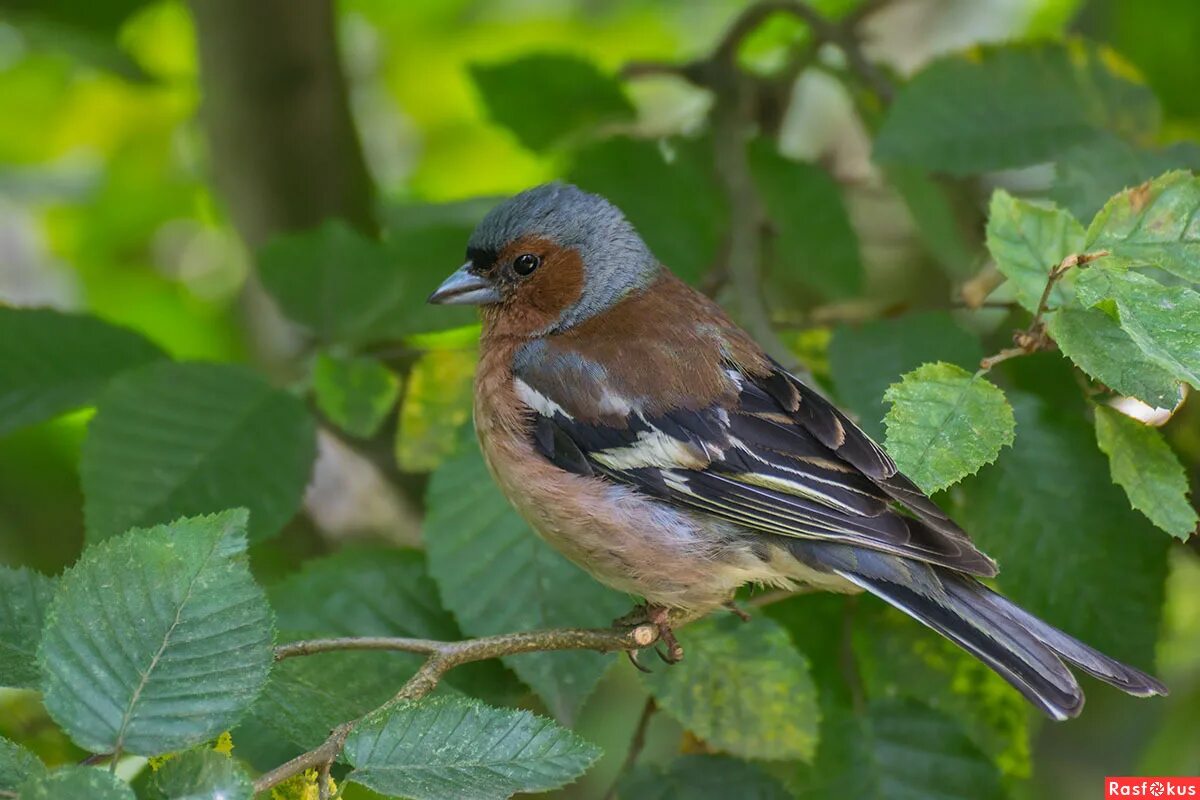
left=724, top=600, right=751, bottom=622
left=615, top=603, right=683, bottom=666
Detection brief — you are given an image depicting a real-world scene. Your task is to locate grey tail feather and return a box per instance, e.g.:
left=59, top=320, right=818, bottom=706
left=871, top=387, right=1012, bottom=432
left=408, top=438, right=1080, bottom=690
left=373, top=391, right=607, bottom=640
left=833, top=569, right=1168, bottom=720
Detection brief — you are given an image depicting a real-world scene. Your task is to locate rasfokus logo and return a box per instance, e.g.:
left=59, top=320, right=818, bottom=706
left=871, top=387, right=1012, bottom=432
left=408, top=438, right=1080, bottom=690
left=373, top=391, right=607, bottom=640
left=1106, top=777, right=1200, bottom=798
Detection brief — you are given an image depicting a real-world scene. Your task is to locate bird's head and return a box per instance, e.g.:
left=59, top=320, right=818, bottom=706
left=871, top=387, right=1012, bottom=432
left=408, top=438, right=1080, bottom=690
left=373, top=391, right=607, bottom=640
left=427, top=183, right=660, bottom=336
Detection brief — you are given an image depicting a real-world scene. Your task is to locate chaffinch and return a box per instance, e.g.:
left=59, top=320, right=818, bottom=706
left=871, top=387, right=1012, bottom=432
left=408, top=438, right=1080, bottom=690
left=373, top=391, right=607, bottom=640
left=428, top=182, right=1166, bottom=719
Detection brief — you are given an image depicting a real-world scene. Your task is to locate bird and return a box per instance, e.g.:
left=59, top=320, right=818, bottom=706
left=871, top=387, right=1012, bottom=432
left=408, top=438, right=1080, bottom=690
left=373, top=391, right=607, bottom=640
left=427, top=181, right=1167, bottom=720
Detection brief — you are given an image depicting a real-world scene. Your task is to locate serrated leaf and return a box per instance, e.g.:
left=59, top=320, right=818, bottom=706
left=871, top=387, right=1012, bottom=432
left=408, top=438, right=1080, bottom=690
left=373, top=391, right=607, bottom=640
left=570, top=137, right=726, bottom=284
left=1094, top=405, right=1197, bottom=539
left=749, top=140, right=863, bottom=301
left=1050, top=133, right=1200, bottom=220
left=792, top=700, right=1005, bottom=800
left=81, top=362, right=315, bottom=544
left=423, top=439, right=628, bottom=722
left=0, top=308, right=165, bottom=437
left=985, top=190, right=1085, bottom=313
left=395, top=342, right=477, bottom=472
left=955, top=392, right=1169, bottom=666
left=312, top=353, right=400, bottom=439
left=828, top=312, right=984, bottom=439
left=145, top=749, right=253, bottom=800
left=38, top=510, right=274, bottom=756
left=0, top=566, right=54, bottom=688
left=1046, top=307, right=1182, bottom=408
left=18, top=766, right=134, bottom=800
left=641, top=615, right=818, bottom=761
left=875, top=41, right=1157, bottom=175
left=1085, top=170, right=1200, bottom=282
left=343, top=696, right=601, bottom=800
left=882, top=362, right=1015, bottom=493
left=1074, top=266, right=1200, bottom=388
left=0, top=736, right=45, bottom=792
left=619, top=755, right=792, bottom=800
left=470, top=54, right=634, bottom=152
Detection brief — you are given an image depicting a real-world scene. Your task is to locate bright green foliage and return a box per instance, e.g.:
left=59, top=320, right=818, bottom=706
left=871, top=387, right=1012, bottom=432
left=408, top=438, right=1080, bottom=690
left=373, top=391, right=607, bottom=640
left=312, top=352, right=401, bottom=439
left=957, top=393, right=1169, bottom=666
left=145, top=749, right=253, bottom=800
left=1086, top=171, right=1200, bottom=282
left=343, top=696, right=601, bottom=800
left=0, top=736, right=45, bottom=792
left=828, top=312, right=984, bottom=439
left=619, top=755, right=792, bottom=800
left=80, top=362, right=315, bottom=543
left=470, top=54, right=634, bottom=152
left=875, top=41, right=1157, bottom=175
left=570, top=137, right=727, bottom=284
left=793, top=701, right=1005, bottom=800
left=1050, top=134, right=1200, bottom=220
left=1094, top=405, right=1197, bottom=539
left=882, top=363, right=1016, bottom=494
left=37, top=510, right=274, bottom=755
left=985, top=190, right=1085, bottom=313
left=395, top=340, right=477, bottom=472
left=749, top=140, right=863, bottom=300
left=0, top=308, right=164, bottom=437
left=641, top=615, right=819, bottom=761
left=1075, top=266, right=1200, bottom=388
left=18, top=766, right=135, bottom=800
left=0, top=566, right=54, bottom=688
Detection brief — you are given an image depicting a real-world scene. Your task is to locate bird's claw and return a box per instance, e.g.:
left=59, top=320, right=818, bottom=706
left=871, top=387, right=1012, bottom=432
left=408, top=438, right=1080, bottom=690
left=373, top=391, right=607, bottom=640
left=724, top=600, right=751, bottom=622
left=626, top=649, right=653, bottom=673
left=616, top=602, right=684, bottom=666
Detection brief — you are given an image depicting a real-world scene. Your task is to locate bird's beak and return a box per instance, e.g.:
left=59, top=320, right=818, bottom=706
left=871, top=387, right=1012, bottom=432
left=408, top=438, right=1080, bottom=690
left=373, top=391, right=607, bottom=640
left=427, top=262, right=501, bottom=306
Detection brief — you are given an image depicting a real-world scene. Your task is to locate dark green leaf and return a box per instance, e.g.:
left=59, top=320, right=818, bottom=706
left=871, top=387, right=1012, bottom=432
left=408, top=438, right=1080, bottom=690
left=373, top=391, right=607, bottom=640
left=1085, top=170, right=1200, bottom=282
left=887, top=167, right=979, bottom=278
left=0, top=736, right=45, bottom=792
left=882, top=362, right=1015, bottom=493
left=18, top=766, right=134, bottom=800
left=641, top=615, right=818, bottom=761
left=875, top=42, right=1158, bottom=175
left=1050, top=133, right=1200, bottom=220
left=312, top=353, right=401, bottom=439
left=38, top=510, right=274, bottom=755
left=0, top=308, right=164, bottom=437
left=956, top=393, right=1169, bottom=666
left=1094, top=405, right=1197, bottom=539
left=423, top=440, right=628, bottom=722
left=470, top=54, right=634, bottom=152
left=985, top=190, right=1084, bottom=313
left=750, top=140, right=863, bottom=301
left=0, top=566, right=54, bottom=688
left=570, top=137, right=726, bottom=284
left=619, top=755, right=791, bottom=800
left=145, top=749, right=253, bottom=800
left=343, top=696, right=601, bottom=800
left=81, top=361, right=315, bottom=543
left=828, top=312, right=983, bottom=439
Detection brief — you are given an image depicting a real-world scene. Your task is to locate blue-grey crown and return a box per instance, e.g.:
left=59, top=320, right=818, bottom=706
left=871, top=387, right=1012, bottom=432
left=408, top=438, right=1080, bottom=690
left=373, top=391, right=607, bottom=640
left=469, top=183, right=660, bottom=329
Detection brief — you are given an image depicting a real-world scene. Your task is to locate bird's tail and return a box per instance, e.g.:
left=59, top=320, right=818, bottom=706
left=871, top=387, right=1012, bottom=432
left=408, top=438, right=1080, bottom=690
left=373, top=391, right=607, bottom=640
left=792, top=543, right=1168, bottom=719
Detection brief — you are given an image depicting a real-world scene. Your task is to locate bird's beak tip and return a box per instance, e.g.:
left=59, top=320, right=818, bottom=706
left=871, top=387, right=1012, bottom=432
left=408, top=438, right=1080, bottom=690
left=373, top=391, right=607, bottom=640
left=428, top=262, right=500, bottom=306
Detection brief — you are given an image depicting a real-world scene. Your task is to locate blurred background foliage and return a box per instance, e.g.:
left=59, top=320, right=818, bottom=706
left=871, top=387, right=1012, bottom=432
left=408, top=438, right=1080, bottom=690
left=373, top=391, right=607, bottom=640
left=1, top=0, right=1199, bottom=797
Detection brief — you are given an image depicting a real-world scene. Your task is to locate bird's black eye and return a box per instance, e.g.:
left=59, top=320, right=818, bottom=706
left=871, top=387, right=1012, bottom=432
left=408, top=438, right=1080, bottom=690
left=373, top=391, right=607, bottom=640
left=513, top=253, right=540, bottom=276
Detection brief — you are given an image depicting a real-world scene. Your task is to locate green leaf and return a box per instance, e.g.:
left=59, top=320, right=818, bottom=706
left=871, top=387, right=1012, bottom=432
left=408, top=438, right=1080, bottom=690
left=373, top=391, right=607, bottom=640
left=145, top=749, right=253, bottom=800
left=793, top=700, right=1005, bottom=800
left=0, top=308, right=164, bottom=437
left=1050, top=133, right=1200, bottom=220
left=423, top=439, right=628, bottom=722
left=1046, top=307, right=1182, bottom=408
left=749, top=140, right=863, bottom=301
left=887, top=167, right=978, bottom=278
left=312, top=353, right=401, bottom=439
left=395, top=338, right=477, bottom=472
left=828, top=312, right=983, bottom=439
left=882, top=362, right=1016, bottom=494
left=985, top=190, right=1085, bottom=313
left=619, top=755, right=792, bottom=800
left=641, top=615, right=818, bottom=761
left=1075, top=266, right=1200, bottom=388
left=470, top=54, right=634, bottom=152
left=1094, top=405, right=1197, bottom=539
left=0, top=736, right=45, bottom=792
left=257, top=220, right=476, bottom=345
left=343, top=696, right=601, bottom=800
left=1085, top=170, right=1200, bottom=282
left=81, top=362, right=316, bottom=544
left=0, top=566, right=54, bottom=688
left=570, top=137, right=727, bottom=284
left=875, top=41, right=1157, bottom=175
left=18, top=766, right=134, bottom=800
left=956, top=392, right=1169, bottom=666
left=38, top=510, right=274, bottom=755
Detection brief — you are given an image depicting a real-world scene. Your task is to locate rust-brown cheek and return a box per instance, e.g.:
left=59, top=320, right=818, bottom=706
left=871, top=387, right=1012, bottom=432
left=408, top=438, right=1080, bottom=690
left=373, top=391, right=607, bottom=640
left=482, top=236, right=585, bottom=338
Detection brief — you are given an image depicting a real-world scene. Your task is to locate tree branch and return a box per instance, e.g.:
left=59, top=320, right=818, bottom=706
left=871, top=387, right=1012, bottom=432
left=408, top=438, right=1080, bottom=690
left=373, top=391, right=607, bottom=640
left=254, top=624, right=660, bottom=795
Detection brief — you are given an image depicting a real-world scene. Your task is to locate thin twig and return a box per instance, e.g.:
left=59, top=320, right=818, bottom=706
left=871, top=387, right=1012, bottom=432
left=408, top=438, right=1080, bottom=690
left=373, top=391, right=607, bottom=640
left=605, top=697, right=657, bottom=800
